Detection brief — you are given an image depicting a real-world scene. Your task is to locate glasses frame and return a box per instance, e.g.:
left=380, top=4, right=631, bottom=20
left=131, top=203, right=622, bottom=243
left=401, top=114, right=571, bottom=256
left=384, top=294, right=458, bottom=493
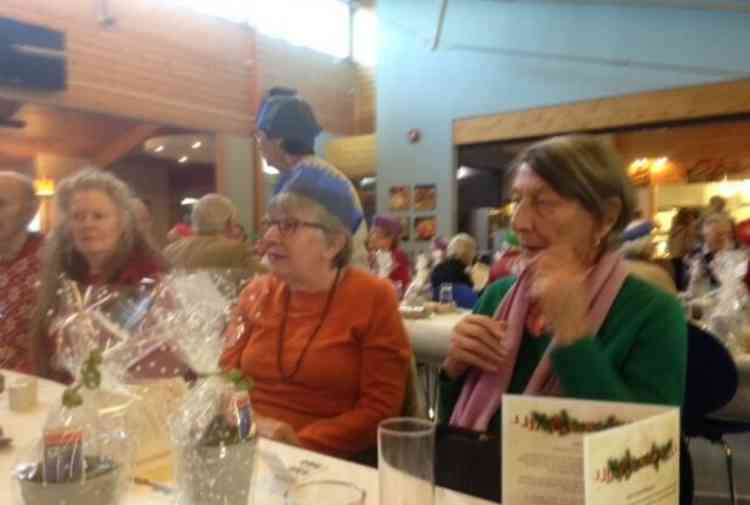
left=260, top=216, right=329, bottom=236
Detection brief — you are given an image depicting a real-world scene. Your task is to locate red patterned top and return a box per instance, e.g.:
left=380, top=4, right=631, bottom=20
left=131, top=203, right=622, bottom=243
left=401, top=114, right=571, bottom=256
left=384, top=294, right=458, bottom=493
left=0, top=233, right=44, bottom=373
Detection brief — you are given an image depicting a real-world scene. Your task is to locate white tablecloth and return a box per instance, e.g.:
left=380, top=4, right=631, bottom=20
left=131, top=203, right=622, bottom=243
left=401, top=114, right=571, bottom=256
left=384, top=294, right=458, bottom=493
left=0, top=370, right=494, bottom=505
left=404, top=312, right=466, bottom=366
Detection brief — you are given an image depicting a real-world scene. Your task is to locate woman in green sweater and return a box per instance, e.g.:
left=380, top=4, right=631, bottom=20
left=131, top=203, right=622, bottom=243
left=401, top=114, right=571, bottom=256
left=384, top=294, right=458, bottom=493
left=440, top=135, right=687, bottom=434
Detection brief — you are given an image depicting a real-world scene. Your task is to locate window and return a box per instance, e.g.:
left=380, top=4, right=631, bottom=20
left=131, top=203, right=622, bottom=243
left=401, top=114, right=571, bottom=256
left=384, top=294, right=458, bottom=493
left=353, top=8, right=376, bottom=66
left=171, top=0, right=352, bottom=59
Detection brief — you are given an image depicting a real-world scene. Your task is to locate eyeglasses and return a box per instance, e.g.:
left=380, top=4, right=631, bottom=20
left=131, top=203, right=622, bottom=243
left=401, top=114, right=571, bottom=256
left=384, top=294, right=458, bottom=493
left=260, top=217, right=328, bottom=236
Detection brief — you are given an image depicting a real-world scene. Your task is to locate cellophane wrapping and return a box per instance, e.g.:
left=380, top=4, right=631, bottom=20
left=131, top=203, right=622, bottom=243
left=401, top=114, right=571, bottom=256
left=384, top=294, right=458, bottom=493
left=13, top=276, right=149, bottom=505
left=158, top=271, right=258, bottom=505
left=687, top=250, right=750, bottom=354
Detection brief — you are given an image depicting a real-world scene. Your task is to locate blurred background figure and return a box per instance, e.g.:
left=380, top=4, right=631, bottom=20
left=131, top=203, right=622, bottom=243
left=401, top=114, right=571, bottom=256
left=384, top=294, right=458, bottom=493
left=620, top=219, right=676, bottom=294
left=0, top=172, right=43, bottom=373
left=431, top=233, right=478, bottom=309
left=163, top=193, right=262, bottom=290
left=130, top=197, right=154, bottom=241
left=166, top=213, right=193, bottom=244
left=368, top=214, right=411, bottom=292
left=255, top=86, right=370, bottom=270
left=708, top=194, right=728, bottom=215
left=488, top=231, right=522, bottom=284
left=430, top=236, right=448, bottom=266
left=668, top=207, right=701, bottom=291
left=31, top=169, right=167, bottom=379
left=686, top=212, right=735, bottom=294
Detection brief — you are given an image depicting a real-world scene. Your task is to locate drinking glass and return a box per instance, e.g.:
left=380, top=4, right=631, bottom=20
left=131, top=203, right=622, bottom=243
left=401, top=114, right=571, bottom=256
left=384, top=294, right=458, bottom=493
left=285, top=480, right=365, bottom=505
left=378, top=417, right=435, bottom=505
left=438, top=283, right=453, bottom=305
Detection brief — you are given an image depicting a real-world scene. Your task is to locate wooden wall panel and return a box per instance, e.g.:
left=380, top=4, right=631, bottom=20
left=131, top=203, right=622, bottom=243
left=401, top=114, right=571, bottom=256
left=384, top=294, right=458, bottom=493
left=0, top=0, right=255, bottom=134
left=616, top=118, right=750, bottom=182
left=354, top=64, right=376, bottom=134
left=325, top=133, right=375, bottom=178
left=255, top=34, right=355, bottom=135
left=454, top=79, right=750, bottom=145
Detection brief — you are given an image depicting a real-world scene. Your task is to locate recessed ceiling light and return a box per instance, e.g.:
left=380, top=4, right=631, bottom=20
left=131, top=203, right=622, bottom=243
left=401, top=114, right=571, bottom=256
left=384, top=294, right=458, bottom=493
left=181, top=197, right=198, bottom=206
left=154, top=145, right=164, bottom=153
left=178, top=155, right=189, bottom=163
left=191, top=141, right=202, bottom=149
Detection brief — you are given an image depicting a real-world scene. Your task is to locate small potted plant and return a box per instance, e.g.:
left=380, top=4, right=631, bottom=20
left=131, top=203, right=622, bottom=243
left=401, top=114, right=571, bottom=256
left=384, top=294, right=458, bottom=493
left=172, top=372, right=257, bottom=505
left=13, top=350, right=131, bottom=505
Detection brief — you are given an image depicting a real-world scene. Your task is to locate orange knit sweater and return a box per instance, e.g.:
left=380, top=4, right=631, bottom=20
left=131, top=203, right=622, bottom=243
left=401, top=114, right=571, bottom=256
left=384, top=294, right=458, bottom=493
left=221, top=268, right=411, bottom=457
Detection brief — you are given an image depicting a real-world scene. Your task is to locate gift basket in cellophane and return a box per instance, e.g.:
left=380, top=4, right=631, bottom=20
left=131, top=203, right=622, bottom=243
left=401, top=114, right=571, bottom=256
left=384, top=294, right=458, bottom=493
left=11, top=279, right=159, bottom=505
left=154, top=271, right=258, bottom=505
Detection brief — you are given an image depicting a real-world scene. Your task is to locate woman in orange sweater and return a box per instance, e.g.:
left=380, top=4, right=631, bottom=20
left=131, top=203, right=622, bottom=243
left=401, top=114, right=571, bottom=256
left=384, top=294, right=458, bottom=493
left=221, top=167, right=411, bottom=459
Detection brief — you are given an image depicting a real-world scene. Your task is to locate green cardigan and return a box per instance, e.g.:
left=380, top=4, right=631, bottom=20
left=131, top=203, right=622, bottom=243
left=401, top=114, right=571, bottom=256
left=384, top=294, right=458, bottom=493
left=439, top=275, right=687, bottom=433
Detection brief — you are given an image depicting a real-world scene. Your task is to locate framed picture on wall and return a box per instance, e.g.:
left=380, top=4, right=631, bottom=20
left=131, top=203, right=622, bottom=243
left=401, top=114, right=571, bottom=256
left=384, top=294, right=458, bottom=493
left=414, top=215, right=437, bottom=241
left=389, top=185, right=411, bottom=211
left=414, top=184, right=436, bottom=211
left=399, top=216, right=411, bottom=241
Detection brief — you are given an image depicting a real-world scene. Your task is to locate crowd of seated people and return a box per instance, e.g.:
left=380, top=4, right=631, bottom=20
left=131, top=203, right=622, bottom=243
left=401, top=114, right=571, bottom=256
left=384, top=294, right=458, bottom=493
left=0, top=89, right=694, bottom=501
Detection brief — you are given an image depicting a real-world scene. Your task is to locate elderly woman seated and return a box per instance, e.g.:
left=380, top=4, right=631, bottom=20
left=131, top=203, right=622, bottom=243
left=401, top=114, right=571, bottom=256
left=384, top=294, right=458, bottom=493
left=430, top=233, right=478, bottom=309
left=164, top=193, right=262, bottom=293
left=221, top=168, right=411, bottom=459
left=368, top=214, right=412, bottom=291
left=438, top=135, right=687, bottom=500
left=30, top=169, right=170, bottom=380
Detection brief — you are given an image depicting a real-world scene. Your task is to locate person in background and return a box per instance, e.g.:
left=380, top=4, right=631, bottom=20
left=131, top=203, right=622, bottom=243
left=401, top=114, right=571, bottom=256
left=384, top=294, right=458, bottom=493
left=620, top=219, right=676, bottom=294
left=488, top=231, right=522, bottom=283
left=430, top=233, right=478, bottom=309
left=368, top=214, right=411, bottom=291
left=255, top=86, right=369, bottom=270
left=431, top=236, right=448, bottom=266
left=0, top=172, right=44, bottom=373
left=221, top=168, right=410, bottom=459
left=30, top=169, right=168, bottom=379
left=708, top=195, right=728, bottom=215
left=163, top=193, right=262, bottom=290
left=438, top=136, right=686, bottom=501
left=667, top=207, right=701, bottom=291
left=166, top=213, right=193, bottom=244
left=130, top=197, right=153, bottom=238
left=686, top=212, right=734, bottom=293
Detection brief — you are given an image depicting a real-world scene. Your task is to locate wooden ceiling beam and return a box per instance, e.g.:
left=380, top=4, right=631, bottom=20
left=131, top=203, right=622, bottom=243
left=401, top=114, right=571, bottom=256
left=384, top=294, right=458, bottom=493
left=454, top=78, right=750, bottom=146
left=93, top=123, right=162, bottom=168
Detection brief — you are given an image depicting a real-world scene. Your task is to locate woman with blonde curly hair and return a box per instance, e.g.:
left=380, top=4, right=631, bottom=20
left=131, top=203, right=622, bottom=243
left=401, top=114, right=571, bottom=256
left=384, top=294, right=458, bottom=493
left=30, top=168, right=167, bottom=379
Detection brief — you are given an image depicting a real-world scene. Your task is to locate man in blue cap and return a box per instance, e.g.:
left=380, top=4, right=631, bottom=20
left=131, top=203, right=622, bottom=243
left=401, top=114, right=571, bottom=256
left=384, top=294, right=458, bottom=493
left=255, top=87, right=369, bottom=269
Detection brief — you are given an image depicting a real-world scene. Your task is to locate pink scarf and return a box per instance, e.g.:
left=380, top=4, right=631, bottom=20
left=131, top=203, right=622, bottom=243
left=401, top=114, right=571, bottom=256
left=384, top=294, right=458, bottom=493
left=449, top=252, right=629, bottom=431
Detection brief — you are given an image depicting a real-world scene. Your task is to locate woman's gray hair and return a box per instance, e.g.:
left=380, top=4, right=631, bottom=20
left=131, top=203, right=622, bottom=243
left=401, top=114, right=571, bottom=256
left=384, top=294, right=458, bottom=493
left=268, top=192, right=352, bottom=268
left=192, top=193, right=239, bottom=235
left=447, top=233, right=477, bottom=266
left=31, top=168, right=164, bottom=376
left=509, top=134, right=635, bottom=250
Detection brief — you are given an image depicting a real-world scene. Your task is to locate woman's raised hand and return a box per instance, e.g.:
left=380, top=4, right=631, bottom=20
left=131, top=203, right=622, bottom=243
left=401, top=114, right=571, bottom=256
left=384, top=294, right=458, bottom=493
left=528, top=246, right=590, bottom=346
left=442, top=314, right=507, bottom=379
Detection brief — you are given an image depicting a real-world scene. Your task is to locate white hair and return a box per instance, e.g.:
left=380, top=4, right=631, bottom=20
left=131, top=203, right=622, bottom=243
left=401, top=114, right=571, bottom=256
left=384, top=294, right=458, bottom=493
left=191, top=194, right=239, bottom=235
left=447, top=233, right=477, bottom=265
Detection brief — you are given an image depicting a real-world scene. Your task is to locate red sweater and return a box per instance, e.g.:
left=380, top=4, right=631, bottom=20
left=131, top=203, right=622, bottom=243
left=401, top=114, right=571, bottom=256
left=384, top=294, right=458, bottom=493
left=0, top=233, right=44, bottom=373
left=221, top=268, right=411, bottom=457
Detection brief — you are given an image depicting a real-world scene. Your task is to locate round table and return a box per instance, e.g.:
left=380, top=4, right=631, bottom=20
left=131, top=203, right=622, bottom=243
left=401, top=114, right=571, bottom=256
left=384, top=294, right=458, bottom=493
left=0, top=370, right=493, bottom=505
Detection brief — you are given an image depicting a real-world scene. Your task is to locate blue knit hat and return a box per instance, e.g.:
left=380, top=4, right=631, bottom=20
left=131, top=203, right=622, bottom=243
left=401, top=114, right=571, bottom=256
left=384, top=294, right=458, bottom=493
left=277, top=163, right=363, bottom=234
left=256, top=87, right=321, bottom=150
